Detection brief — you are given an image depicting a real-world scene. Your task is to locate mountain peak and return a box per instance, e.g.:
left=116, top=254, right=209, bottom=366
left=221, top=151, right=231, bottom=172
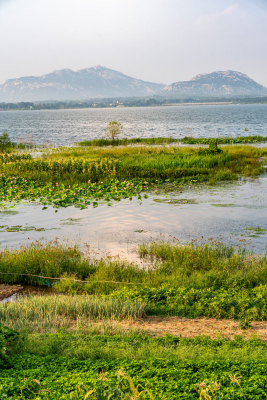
left=0, top=66, right=164, bottom=102
left=92, top=65, right=108, bottom=70
left=163, top=70, right=267, bottom=97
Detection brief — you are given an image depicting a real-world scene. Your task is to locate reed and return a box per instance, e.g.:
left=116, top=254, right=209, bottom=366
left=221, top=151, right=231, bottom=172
left=0, top=295, right=145, bottom=332
left=0, top=241, right=266, bottom=291
left=0, top=241, right=266, bottom=319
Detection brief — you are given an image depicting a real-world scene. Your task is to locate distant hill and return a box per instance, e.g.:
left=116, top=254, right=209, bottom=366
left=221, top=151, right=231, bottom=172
left=0, top=68, right=266, bottom=102
left=162, top=71, right=267, bottom=97
left=0, top=66, right=164, bottom=102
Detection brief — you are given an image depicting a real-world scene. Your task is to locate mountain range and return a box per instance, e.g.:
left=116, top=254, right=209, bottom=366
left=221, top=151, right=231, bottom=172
left=0, top=66, right=266, bottom=102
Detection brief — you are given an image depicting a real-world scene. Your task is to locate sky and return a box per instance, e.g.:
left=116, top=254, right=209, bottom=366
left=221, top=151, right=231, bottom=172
left=0, top=0, right=267, bottom=86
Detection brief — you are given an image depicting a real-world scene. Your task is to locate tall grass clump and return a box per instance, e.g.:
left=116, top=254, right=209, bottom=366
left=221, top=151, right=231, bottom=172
left=0, top=295, right=145, bottom=332
left=0, top=241, right=266, bottom=320
left=0, top=242, right=92, bottom=285
left=138, top=241, right=267, bottom=290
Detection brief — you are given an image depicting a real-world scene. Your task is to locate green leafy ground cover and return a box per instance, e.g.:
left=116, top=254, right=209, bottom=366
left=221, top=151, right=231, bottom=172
left=0, top=356, right=266, bottom=399
left=0, top=327, right=266, bottom=399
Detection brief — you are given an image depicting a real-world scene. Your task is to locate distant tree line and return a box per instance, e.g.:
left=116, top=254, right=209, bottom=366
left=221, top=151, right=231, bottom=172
left=0, top=96, right=266, bottom=111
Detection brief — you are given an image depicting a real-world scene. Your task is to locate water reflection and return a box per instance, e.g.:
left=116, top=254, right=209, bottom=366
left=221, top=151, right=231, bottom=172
left=0, top=177, right=266, bottom=260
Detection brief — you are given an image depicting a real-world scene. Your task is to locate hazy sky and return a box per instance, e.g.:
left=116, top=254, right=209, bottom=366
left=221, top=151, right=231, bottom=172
left=0, top=0, right=267, bottom=86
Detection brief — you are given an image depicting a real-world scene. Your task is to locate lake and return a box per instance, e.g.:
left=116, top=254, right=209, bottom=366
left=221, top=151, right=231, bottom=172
left=0, top=104, right=267, bottom=146
left=0, top=103, right=266, bottom=257
left=1, top=176, right=266, bottom=258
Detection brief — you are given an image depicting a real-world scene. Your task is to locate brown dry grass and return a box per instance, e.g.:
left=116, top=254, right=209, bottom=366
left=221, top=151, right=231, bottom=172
left=118, top=316, right=267, bottom=340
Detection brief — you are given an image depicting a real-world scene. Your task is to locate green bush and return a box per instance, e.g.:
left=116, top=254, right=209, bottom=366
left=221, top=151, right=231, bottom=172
left=0, top=131, right=14, bottom=153
left=0, top=324, right=18, bottom=368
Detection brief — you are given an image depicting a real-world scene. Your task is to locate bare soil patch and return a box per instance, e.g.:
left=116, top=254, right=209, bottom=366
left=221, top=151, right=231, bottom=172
left=0, top=284, right=23, bottom=301
left=119, top=316, right=267, bottom=340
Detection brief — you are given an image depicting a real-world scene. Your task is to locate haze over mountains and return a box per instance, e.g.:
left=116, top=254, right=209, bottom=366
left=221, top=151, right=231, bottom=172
left=0, top=66, right=266, bottom=102
left=163, top=71, right=267, bottom=97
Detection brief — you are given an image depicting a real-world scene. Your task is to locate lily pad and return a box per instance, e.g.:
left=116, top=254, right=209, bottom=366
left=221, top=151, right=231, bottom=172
left=211, top=203, right=235, bottom=208
left=153, top=198, right=197, bottom=205
left=0, top=225, right=48, bottom=232
left=0, top=210, right=19, bottom=215
left=243, top=227, right=266, bottom=235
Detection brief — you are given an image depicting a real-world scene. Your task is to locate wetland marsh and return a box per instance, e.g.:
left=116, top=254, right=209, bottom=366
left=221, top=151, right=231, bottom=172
left=0, top=127, right=266, bottom=399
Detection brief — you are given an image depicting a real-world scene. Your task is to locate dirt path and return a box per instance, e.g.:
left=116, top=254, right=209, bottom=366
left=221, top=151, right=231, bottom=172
left=119, top=316, right=267, bottom=340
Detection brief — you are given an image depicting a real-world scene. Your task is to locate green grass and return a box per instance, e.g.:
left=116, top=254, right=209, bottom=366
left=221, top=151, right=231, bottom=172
left=181, top=135, right=267, bottom=144
left=77, top=137, right=177, bottom=146
left=0, top=242, right=90, bottom=285
left=14, top=331, right=267, bottom=363
left=77, top=135, right=267, bottom=147
left=0, top=241, right=266, bottom=320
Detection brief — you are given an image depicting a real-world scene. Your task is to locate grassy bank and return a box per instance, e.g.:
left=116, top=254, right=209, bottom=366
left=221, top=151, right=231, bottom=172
left=0, top=241, right=266, bottom=320
left=77, top=135, right=267, bottom=147
left=0, top=143, right=266, bottom=208
left=0, top=241, right=266, bottom=398
left=77, top=137, right=177, bottom=146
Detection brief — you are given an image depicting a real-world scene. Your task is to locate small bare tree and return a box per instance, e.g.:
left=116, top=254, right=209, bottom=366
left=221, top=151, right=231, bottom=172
left=106, top=121, right=123, bottom=140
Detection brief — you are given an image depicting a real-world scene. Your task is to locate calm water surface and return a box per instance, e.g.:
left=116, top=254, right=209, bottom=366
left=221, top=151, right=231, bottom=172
left=0, top=104, right=267, bottom=146
left=0, top=104, right=266, bottom=258
left=1, top=177, right=266, bottom=260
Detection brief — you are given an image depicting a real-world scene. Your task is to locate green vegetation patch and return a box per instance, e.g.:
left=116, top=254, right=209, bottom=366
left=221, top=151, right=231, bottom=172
left=0, top=225, right=47, bottom=232
left=182, top=135, right=267, bottom=144
left=0, top=353, right=266, bottom=399
left=0, top=142, right=266, bottom=209
left=77, top=135, right=267, bottom=147
left=243, top=226, right=266, bottom=234
left=211, top=203, right=235, bottom=207
left=0, top=241, right=266, bottom=320
left=1, top=330, right=266, bottom=398
left=77, top=137, right=177, bottom=147
left=0, top=175, right=147, bottom=209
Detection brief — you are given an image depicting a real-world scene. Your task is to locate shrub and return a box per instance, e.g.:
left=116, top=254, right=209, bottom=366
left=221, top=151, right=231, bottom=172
left=0, top=323, right=18, bottom=368
left=0, top=131, right=14, bottom=153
